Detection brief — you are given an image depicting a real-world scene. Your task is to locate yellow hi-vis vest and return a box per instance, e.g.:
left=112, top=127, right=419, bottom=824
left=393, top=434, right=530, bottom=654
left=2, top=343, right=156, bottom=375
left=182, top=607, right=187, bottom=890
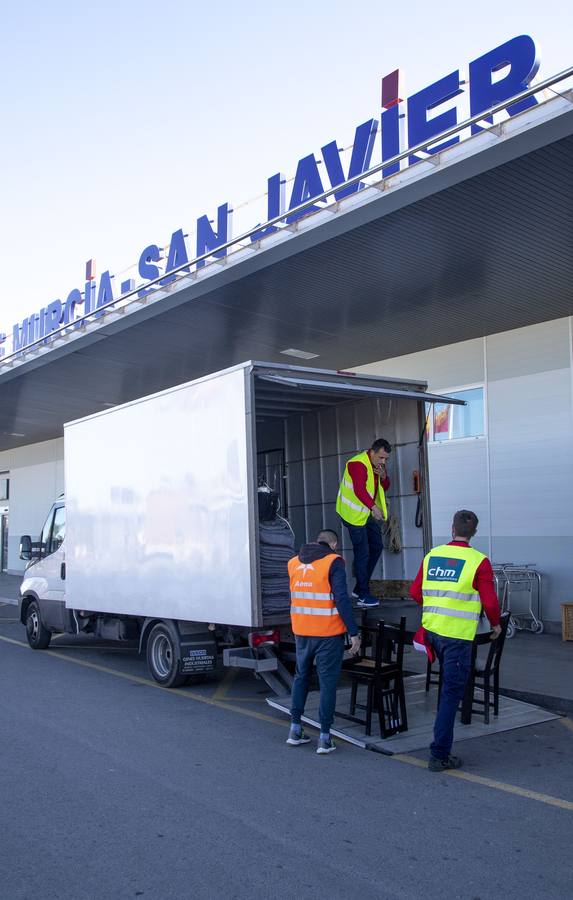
left=288, top=553, right=346, bottom=637
left=336, top=450, right=388, bottom=526
left=422, top=544, right=485, bottom=641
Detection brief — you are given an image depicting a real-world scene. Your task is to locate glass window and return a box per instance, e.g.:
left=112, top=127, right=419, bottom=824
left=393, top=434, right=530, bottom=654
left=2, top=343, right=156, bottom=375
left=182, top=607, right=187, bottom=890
left=49, top=507, right=66, bottom=554
left=38, top=505, right=66, bottom=556
left=40, top=510, right=54, bottom=554
left=430, top=388, right=485, bottom=441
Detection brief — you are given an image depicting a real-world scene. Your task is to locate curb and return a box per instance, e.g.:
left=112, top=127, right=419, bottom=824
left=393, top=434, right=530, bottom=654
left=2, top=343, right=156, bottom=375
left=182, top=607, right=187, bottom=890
left=500, top=687, right=573, bottom=715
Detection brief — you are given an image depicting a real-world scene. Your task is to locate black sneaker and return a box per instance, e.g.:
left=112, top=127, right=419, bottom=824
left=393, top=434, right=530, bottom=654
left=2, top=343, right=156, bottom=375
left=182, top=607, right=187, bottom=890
left=428, top=754, right=463, bottom=772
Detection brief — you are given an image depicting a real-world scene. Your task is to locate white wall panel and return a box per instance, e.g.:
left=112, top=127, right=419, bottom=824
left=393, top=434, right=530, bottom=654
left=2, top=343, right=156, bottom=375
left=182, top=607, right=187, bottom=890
left=428, top=439, right=490, bottom=546
left=0, top=438, right=64, bottom=573
left=356, top=337, right=484, bottom=392
left=488, top=369, right=573, bottom=538
left=487, top=319, right=570, bottom=381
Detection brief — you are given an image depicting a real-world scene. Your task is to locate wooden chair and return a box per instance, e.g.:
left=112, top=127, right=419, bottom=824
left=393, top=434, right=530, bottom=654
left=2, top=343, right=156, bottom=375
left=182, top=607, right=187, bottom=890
left=425, top=612, right=511, bottom=725
left=337, top=617, right=408, bottom=737
left=463, top=611, right=511, bottom=724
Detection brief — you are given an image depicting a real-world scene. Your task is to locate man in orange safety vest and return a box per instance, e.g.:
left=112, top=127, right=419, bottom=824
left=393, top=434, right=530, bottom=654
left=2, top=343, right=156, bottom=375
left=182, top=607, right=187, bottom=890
left=286, top=529, right=361, bottom=755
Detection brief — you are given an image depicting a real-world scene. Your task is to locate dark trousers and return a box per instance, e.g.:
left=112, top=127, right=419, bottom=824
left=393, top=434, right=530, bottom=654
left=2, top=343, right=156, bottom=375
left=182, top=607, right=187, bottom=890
left=427, top=632, right=473, bottom=759
left=344, top=517, right=383, bottom=597
left=291, top=634, right=345, bottom=732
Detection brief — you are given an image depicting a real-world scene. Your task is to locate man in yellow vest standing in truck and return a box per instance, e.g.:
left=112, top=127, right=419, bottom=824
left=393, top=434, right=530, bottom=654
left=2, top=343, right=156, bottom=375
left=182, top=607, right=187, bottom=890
left=286, top=529, right=361, bottom=754
left=410, top=509, right=501, bottom=771
left=336, top=438, right=392, bottom=608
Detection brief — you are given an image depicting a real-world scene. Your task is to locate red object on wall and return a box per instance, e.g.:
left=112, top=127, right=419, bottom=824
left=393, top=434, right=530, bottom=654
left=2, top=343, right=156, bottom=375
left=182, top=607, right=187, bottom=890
left=381, top=69, right=404, bottom=109
left=434, top=404, right=451, bottom=435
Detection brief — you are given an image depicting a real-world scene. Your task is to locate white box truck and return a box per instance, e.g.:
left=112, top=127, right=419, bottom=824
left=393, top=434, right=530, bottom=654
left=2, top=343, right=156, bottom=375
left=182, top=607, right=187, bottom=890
left=18, top=361, right=454, bottom=689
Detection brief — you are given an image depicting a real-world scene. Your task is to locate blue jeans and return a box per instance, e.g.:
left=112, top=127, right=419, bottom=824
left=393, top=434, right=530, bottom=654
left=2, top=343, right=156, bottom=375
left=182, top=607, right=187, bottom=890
left=344, top=517, right=383, bottom=597
left=427, top=632, right=473, bottom=759
left=291, top=634, right=345, bottom=732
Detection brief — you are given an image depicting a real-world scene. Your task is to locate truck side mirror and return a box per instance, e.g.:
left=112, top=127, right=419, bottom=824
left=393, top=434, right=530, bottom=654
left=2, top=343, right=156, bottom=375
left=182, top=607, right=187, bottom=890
left=20, top=535, right=32, bottom=560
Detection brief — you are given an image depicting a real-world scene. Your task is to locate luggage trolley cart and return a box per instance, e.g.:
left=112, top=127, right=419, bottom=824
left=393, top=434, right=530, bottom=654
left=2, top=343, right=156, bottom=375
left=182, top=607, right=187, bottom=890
left=492, top=564, right=543, bottom=638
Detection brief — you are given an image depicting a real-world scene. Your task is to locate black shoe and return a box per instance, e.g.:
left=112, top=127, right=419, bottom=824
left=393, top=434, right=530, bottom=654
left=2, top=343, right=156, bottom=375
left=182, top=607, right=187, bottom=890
left=428, top=754, right=463, bottom=772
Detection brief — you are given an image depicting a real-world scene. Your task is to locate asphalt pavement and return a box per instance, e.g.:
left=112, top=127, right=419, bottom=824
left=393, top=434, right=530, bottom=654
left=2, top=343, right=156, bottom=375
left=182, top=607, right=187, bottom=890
left=1, top=601, right=573, bottom=900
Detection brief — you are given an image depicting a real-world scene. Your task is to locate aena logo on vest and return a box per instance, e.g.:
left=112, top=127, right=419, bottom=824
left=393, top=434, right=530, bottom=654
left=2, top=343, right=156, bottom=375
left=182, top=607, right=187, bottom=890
left=427, top=557, right=466, bottom=582
left=295, top=562, right=315, bottom=588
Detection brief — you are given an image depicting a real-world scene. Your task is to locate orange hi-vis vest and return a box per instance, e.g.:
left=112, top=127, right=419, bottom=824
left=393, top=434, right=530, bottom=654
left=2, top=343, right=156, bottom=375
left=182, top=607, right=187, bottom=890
left=288, top=553, right=347, bottom=638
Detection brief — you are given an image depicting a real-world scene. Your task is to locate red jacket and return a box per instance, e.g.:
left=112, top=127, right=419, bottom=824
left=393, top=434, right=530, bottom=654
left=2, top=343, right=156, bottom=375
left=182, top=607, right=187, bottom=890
left=347, top=460, right=390, bottom=510
left=409, top=540, right=500, bottom=627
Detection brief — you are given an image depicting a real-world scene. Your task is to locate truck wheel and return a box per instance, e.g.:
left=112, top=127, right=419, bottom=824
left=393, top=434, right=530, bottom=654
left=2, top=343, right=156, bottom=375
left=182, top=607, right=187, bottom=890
left=25, top=601, right=52, bottom=650
left=146, top=623, right=186, bottom=688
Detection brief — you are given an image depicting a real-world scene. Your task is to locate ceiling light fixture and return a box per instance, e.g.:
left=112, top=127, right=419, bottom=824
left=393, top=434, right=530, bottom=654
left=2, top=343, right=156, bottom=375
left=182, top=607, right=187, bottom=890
left=279, top=348, right=320, bottom=360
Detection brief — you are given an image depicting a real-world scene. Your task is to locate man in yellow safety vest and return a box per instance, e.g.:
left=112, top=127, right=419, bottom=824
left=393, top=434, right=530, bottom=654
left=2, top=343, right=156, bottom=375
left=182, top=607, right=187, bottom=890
left=410, top=509, right=501, bottom=771
left=286, top=529, right=361, bottom=754
left=336, top=438, right=392, bottom=608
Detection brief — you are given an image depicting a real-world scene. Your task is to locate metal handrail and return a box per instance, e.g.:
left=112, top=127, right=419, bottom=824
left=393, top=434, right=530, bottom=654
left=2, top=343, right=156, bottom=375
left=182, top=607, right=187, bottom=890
left=2, top=64, right=572, bottom=368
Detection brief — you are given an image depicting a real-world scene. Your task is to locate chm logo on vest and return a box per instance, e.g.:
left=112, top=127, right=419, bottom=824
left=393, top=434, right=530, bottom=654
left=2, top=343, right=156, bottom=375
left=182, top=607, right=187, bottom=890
left=426, top=557, right=466, bottom=582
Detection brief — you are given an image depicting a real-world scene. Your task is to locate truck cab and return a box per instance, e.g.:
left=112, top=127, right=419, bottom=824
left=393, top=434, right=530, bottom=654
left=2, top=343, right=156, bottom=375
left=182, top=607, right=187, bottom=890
left=20, top=497, right=67, bottom=646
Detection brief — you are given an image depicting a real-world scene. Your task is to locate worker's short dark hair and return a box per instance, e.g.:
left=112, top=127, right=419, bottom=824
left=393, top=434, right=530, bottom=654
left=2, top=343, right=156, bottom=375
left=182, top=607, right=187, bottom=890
left=371, top=438, right=392, bottom=454
left=452, top=509, right=478, bottom=539
left=318, top=528, right=338, bottom=545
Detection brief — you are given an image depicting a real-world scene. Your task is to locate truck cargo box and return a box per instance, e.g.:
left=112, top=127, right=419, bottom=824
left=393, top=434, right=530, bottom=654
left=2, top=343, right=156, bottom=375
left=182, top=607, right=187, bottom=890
left=64, top=361, right=451, bottom=627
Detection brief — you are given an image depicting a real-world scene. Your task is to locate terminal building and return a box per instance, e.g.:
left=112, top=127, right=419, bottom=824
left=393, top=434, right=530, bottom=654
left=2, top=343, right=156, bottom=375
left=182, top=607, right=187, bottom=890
left=1, top=35, right=572, bottom=630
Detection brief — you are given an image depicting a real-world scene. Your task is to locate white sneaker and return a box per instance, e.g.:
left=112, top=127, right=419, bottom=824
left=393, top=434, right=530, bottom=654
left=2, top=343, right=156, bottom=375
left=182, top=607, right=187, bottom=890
left=317, top=735, right=336, bottom=754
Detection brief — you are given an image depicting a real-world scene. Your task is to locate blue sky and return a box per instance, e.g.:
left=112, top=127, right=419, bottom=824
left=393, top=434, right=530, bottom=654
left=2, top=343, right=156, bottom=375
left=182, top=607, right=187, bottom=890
left=0, top=0, right=571, bottom=333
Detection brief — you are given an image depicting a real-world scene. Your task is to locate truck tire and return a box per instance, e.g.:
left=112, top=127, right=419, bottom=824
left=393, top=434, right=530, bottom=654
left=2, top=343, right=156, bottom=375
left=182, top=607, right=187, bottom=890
left=146, top=622, right=186, bottom=688
left=25, top=600, right=52, bottom=650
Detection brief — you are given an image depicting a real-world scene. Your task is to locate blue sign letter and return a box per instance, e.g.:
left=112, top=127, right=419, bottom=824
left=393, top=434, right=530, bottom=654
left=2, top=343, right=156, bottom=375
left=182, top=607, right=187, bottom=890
left=196, top=204, right=232, bottom=269
left=45, top=300, right=63, bottom=335
left=322, top=119, right=378, bottom=200
left=408, top=70, right=463, bottom=164
left=470, top=35, right=539, bottom=133
left=251, top=173, right=286, bottom=242
left=161, top=229, right=190, bottom=285
left=95, top=271, right=115, bottom=316
left=12, top=318, right=31, bottom=352
left=138, top=244, right=162, bottom=297
left=64, top=288, right=82, bottom=326
left=286, top=154, right=325, bottom=224
left=381, top=105, right=406, bottom=178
